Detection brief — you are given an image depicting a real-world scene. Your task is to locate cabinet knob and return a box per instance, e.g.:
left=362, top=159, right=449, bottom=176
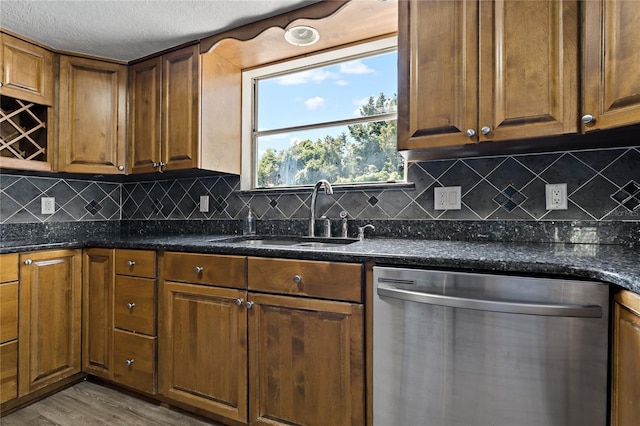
left=235, top=298, right=243, bottom=306
left=0, top=81, right=3, bottom=88
left=466, top=128, right=476, bottom=137
left=127, top=302, right=136, bottom=310
left=125, top=359, right=134, bottom=366
left=153, top=162, right=159, bottom=168
left=481, top=126, right=491, bottom=135
left=118, top=165, right=125, bottom=171
left=246, top=301, right=254, bottom=309
left=127, top=260, right=136, bottom=267
left=194, top=266, right=204, bottom=274
left=24, top=259, right=33, bottom=265
left=293, top=274, right=302, bottom=284
left=582, top=114, right=596, bottom=124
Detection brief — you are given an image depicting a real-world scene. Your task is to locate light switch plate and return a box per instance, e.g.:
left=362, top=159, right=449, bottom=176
left=41, top=197, right=55, bottom=214
left=434, top=186, right=462, bottom=210
left=199, top=195, right=210, bottom=213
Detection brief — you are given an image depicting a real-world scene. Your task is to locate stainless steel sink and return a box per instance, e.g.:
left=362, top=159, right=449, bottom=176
left=215, top=236, right=358, bottom=247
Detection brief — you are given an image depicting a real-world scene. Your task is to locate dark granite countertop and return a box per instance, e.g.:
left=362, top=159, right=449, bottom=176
left=1, top=234, right=638, bottom=294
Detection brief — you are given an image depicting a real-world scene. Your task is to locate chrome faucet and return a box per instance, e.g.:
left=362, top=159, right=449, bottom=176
left=309, top=179, right=333, bottom=237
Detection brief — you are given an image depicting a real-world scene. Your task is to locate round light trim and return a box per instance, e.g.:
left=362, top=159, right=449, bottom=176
left=284, top=26, right=320, bottom=46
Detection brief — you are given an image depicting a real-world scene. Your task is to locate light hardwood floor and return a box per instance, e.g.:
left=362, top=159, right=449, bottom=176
left=2, top=380, right=221, bottom=425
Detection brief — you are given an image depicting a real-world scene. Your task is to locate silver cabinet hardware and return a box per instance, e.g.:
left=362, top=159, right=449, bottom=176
left=125, top=359, right=134, bottom=366
left=246, top=301, right=254, bottom=309
left=194, top=266, right=204, bottom=274
left=127, top=260, right=136, bottom=267
left=466, top=128, right=476, bottom=137
left=582, top=114, right=596, bottom=124
left=235, top=298, right=243, bottom=306
left=24, top=259, right=33, bottom=265
left=118, top=165, right=124, bottom=171
left=293, top=275, right=303, bottom=284
left=481, top=126, right=491, bottom=135
left=127, top=303, right=136, bottom=310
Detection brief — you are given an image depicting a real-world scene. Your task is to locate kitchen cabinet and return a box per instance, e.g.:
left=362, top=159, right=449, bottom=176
left=130, top=44, right=241, bottom=175
left=58, top=55, right=127, bottom=174
left=18, top=249, right=82, bottom=397
left=129, top=45, right=199, bottom=174
left=0, top=32, right=54, bottom=106
left=160, top=252, right=248, bottom=422
left=82, top=248, right=114, bottom=379
left=247, top=257, right=364, bottom=426
left=582, top=0, right=640, bottom=132
left=112, top=249, right=157, bottom=394
left=398, top=0, right=578, bottom=154
left=612, top=289, right=640, bottom=426
left=0, top=254, right=19, bottom=404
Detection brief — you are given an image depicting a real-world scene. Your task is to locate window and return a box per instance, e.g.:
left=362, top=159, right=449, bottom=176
left=241, top=37, right=404, bottom=189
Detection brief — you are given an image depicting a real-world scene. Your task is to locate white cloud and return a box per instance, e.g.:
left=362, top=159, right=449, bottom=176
left=305, top=96, right=325, bottom=110
left=277, top=69, right=338, bottom=85
left=339, top=60, right=375, bottom=75
left=336, top=80, right=349, bottom=86
left=290, top=137, right=301, bottom=145
left=353, top=97, right=370, bottom=106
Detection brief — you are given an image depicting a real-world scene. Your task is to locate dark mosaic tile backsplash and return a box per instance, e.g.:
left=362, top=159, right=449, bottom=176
left=2, top=146, right=639, bottom=226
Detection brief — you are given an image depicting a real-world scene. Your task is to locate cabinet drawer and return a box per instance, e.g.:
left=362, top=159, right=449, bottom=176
left=0, top=253, right=18, bottom=283
left=0, top=340, right=18, bottom=404
left=248, top=257, right=363, bottom=303
left=114, top=276, right=155, bottom=335
left=0, top=282, right=18, bottom=343
left=113, top=329, right=156, bottom=394
left=115, top=249, right=156, bottom=278
left=163, top=252, right=246, bottom=289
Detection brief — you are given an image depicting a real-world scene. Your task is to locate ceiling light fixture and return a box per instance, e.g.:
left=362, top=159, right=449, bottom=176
left=284, top=25, right=320, bottom=46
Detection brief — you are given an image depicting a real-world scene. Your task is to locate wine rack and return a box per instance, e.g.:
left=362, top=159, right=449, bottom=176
left=0, top=96, right=50, bottom=170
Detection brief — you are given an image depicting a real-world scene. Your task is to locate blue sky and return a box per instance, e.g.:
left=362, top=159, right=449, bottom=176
left=256, top=50, right=397, bottom=156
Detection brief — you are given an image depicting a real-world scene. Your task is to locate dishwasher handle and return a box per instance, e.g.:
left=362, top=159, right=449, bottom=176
left=377, top=284, right=603, bottom=318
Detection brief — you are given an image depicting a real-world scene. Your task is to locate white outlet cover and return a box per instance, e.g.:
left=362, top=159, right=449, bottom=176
left=41, top=197, right=56, bottom=214
left=199, top=195, right=210, bottom=213
left=434, top=186, right=462, bottom=210
left=545, top=183, right=568, bottom=210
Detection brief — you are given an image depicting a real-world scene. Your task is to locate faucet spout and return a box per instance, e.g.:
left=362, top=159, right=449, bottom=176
left=309, top=179, right=333, bottom=237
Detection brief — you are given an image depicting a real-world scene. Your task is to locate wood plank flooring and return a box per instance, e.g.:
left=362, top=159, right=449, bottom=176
left=1, top=380, right=221, bottom=425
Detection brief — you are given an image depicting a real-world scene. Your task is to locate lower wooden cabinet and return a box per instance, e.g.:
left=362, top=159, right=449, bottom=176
left=612, top=289, right=640, bottom=426
left=18, top=249, right=82, bottom=396
left=0, top=253, right=19, bottom=404
left=113, top=329, right=156, bottom=394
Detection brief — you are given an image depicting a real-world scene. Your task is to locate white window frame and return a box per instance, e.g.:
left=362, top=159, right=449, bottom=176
left=241, top=36, right=399, bottom=190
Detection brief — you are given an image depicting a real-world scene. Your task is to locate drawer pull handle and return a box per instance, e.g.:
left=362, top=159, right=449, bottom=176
left=127, top=303, right=136, bottom=310
left=127, top=260, right=136, bottom=267
left=235, top=298, right=243, bottom=306
left=293, top=274, right=302, bottom=284
left=194, top=266, right=204, bottom=274
left=246, top=301, right=254, bottom=309
left=125, top=359, right=134, bottom=366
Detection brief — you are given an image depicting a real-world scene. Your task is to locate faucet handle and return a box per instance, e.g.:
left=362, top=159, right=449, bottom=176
left=358, top=224, right=375, bottom=241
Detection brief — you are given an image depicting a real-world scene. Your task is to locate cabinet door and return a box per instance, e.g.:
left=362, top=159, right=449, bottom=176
left=612, top=290, right=640, bottom=426
left=478, top=0, right=578, bottom=141
left=249, top=293, right=364, bottom=426
left=159, top=282, right=247, bottom=422
left=162, top=45, right=200, bottom=171
left=129, top=57, right=162, bottom=174
left=397, top=0, right=478, bottom=150
left=19, top=249, right=82, bottom=396
left=58, top=56, right=127, bottom=174
left=583, top=0, right=640, bottom=132
left=82, top=248, right=114, bottom=379
left=0, top=33, right=54, bottom=105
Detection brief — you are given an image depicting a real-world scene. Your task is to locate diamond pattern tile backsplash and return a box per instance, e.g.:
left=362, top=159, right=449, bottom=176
left=1, top=146, right=639, bottom=225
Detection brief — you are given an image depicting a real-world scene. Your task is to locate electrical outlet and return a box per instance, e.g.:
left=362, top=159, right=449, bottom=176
left=41, top=197, right=56, bottom=214
left=546, top=184, right=568, bottom=210
left=199, top=195, right=210, bottom=213
left=434, top=186, right=462, bottom=210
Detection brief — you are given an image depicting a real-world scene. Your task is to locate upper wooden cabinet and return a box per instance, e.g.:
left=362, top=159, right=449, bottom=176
left=129, top=44, right=236, bottom=174
left=398, top=0, right=578, bottom=155
left=0, top=32, right=54, bottom=106
left=57, top=56, right=127, bottom=174
left=582, top=0, right=640, bottom=132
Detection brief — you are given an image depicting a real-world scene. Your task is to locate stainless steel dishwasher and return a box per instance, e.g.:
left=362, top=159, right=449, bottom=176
left=373, top=267, right=610, bottom=426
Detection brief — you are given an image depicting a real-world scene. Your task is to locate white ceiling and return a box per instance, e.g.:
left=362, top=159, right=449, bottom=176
left=0, top=0, right=320, bottom=62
